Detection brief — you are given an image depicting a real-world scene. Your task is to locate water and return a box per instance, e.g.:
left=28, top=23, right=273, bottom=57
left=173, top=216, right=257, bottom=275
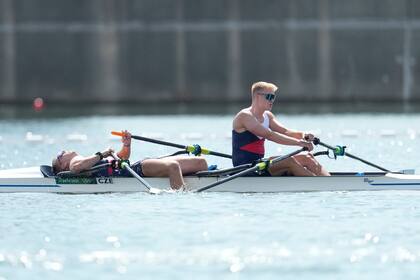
left=1, top=114, right=420, bottom=279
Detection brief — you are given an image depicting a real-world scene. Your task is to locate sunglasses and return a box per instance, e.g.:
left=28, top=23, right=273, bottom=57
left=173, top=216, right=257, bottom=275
left=259, top=93, right=276, bottom=102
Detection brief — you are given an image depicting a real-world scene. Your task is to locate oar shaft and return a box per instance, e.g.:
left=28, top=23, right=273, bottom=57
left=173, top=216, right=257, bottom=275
left=343, top=153, right=390, bottom=172
left=316, top=139, right=390, bottom=172
left=120, top=162, right=154, bottom=191
left=110, top=151, right=154, bottom=191
left=112, top=131, right=232, bottom=159
left=196, top=163, right=259, bottom=193
left=112, top=131, right=187, bottom=150
left=196, top=147, right=306, bottom=193
left=133, top=135, right=186, bottom=150
left=206, top=150, right=232, bottom=159
left=271, top=148, right=307, bottom=164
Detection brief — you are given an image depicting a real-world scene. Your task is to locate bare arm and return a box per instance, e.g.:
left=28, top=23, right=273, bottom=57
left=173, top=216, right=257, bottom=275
left=69, top=155, right=103, bottom=174
left=70, top=148, right=114, bottom=173
left=69, top=131, right=132, bottom=174
left=266, top=111, right=305, bottom=139
left=239, top=112, right=312, bottom=149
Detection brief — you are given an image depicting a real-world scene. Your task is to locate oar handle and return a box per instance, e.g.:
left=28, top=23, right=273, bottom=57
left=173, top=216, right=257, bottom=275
left=313, top=138, right=391, bottom=172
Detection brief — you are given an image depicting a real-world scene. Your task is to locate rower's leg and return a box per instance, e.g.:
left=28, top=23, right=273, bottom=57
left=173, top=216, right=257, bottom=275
left=269, top=157, right=315, bottom=176
left=293, top=153, right=330, bottom=176
left=302, top=153, right=330, bottom=176
left=141, top=159, right=185, bottom=189
left=167, top=156, right=208, bottom=174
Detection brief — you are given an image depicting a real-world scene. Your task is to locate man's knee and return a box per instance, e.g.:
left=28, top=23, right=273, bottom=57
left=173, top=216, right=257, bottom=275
left=306, top=154, right=320, bottom=166
left=166, top=160, right=181, bottom=172
left=287, top=157, right=301, bottom=167
left=194, top=158, right=208, bottom=171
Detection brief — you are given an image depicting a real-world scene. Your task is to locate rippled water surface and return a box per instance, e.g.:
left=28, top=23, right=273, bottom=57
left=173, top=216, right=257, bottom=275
left=1, top=114, right=420, bottom=279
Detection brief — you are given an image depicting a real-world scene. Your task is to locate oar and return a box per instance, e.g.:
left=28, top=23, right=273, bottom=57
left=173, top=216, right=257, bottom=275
left=195, top=147, right=307, bottom=193
left=313, top=138, right=391, bottom=172
left=110, top=153, right=162, bottom=194
left=111, top=131, right=232, bottom=159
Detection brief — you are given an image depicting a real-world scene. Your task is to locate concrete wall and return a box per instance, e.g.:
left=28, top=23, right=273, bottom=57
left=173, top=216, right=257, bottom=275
left=0, top=0, right=419, bottom=104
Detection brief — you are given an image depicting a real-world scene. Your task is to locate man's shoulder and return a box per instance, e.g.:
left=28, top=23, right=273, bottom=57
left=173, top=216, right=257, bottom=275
left=69, top=155, right=84, bottom=166
left=264, top=110, right=274, bottom=117
left=233, top=108, right=253, bottom=130
left=71, top=155, right=84, bottom=161
left=235, top=108, right=252, bottom=118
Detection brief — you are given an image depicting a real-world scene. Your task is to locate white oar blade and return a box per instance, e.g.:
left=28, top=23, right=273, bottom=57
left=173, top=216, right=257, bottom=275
left=149, top=187, right=163, bottom=195
left=148, top=187, right=187, bottom=194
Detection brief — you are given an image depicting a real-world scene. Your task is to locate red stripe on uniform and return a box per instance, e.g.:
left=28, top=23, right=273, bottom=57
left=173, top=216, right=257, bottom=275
left=239, top=139, right=265, bottom=155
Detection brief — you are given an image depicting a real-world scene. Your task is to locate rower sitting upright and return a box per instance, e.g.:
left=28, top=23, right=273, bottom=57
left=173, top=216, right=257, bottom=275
left=232, top=81, right=330, bottom=176
left=51, top=130, right=208, bottom=189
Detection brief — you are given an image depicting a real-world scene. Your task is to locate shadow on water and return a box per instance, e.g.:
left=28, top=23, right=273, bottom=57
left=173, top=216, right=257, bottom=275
left=1, top=101, right=420, bottom=119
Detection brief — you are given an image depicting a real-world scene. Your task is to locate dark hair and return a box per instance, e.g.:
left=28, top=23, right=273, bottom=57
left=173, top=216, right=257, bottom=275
left=52, top=158, right=61, bottom=174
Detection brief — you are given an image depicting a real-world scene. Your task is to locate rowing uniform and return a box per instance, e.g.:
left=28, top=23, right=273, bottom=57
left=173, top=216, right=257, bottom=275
left=232, top=112, right=270, bottom=166
left=90, top=159, right=144, bottom=177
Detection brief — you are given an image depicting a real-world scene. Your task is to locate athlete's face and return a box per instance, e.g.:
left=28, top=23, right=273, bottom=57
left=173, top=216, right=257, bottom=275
left=56, top=150, right=78, bottom=171
left=257, top=92, right=276, bottom=110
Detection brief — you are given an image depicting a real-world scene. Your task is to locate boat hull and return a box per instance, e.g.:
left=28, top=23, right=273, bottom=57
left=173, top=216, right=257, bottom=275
left=1, top=167, right=420, bottom=193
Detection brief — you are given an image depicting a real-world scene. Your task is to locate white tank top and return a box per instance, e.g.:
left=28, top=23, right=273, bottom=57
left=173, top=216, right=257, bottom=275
left=258, top=112, right=270, bottom=139
left=262, top=112, right=270, bottom=129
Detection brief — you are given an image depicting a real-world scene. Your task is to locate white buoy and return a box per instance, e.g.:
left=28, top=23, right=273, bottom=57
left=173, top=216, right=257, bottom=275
left=66, top=134, right=88, bottom=142
left=380, top=129, right=396, bottom=137
left=407, top=129, right=416, bottom=140
left=25, top=132, right=43, bottom=142
left=44, top=138, right=55, bottom=145
left=341, top=129, right=359, bottom=138
left=181, top=133, right=203, bottom=140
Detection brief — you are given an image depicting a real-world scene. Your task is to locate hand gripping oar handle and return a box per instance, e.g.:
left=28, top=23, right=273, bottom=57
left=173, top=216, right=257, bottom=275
left=111, top=131, right=232, bottom=159
left=313, top=138, right=391, bottom=172
left=196, top=147, right=307, bottom=193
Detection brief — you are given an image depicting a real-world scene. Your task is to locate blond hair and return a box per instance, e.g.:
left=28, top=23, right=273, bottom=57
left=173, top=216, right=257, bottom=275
left=251, top=81, right=278, bottom=95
